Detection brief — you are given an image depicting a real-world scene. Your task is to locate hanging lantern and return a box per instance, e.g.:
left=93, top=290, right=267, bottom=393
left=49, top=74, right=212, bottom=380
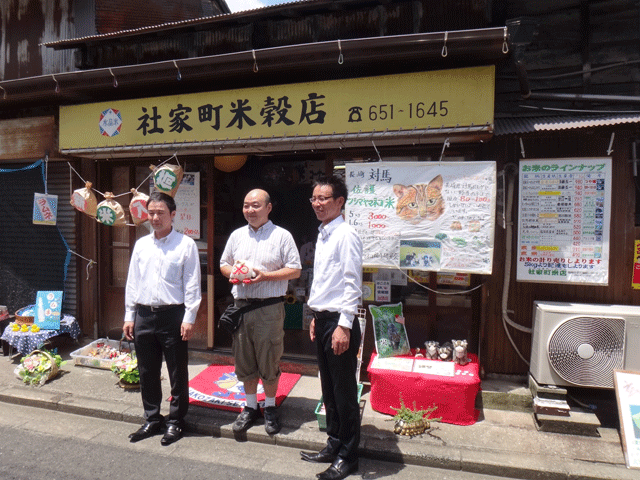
left=214, top=155, right=247, bottom=172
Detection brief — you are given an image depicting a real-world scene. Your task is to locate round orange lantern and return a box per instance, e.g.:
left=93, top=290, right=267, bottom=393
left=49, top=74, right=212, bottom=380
left=214, top=155, right=247, bottom=172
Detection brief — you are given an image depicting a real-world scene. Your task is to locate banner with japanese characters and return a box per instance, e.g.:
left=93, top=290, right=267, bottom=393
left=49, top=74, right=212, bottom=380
left=517, top=158, right=611, bottom=285
left=33, top=193, right=58, bottom=225
left=345, top=162, right=496, bottom=274
left=59, top=66, right=494, bottom=149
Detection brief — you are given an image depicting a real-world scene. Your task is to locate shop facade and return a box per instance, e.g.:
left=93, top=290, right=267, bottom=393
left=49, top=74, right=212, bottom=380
left=3, top=0, right=640, bottom=380
left=57, top=59, right=504, bottom=368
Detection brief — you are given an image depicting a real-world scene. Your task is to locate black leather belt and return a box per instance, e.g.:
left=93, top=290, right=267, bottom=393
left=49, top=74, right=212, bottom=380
left=236, top=297, right=284, bottom=306
left=138, top=304, right=183, bottom=313
left=313, top=310, right=339, bottom=320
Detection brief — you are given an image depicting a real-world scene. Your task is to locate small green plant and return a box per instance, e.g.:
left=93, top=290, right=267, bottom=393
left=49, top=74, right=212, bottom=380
left=391, top=393, right=440, bottom=423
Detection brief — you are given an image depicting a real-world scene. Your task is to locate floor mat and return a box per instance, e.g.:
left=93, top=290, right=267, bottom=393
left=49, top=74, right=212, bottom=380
left=188, top=364, right=301, bottom=412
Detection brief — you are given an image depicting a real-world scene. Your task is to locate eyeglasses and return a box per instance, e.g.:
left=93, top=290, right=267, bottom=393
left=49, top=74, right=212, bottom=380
left=309, top=196, right=334, bottom=204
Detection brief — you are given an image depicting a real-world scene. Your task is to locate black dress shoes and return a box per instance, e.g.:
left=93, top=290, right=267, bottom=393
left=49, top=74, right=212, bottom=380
left=316, top=457, right=359, bottom=480
left=128, top=421, right=164, bottom=443
left=160, top=424, right=183, bottom=446
left=300, top=450, right=337, bottom=463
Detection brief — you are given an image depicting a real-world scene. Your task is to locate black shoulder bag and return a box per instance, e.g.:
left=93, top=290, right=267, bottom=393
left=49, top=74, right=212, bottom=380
left=218, top=297, right=283, bottom=333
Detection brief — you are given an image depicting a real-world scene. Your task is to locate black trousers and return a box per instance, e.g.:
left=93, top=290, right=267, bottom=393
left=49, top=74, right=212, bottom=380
left=134, top=304, right=188, bottom=426
left=315, top=312, right=361, bottom=462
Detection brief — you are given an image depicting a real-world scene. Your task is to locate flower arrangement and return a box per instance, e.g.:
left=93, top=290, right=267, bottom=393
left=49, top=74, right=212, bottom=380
left=111, top=352, right=139, bottom=385
left=391, top=393, right=440, bottom=436
left=15, top=348, right=65, bottom=386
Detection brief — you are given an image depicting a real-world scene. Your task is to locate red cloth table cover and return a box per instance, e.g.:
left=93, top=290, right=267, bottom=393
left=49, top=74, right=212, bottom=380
left=367, top=351, right=481, bottom=426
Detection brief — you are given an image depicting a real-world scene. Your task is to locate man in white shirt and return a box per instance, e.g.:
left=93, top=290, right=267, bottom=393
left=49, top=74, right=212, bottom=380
left=301, top=176, right=363, bottom=480
left=123, top=192, right=202, bottom=446
left=220, top=189, right=301, bottom=435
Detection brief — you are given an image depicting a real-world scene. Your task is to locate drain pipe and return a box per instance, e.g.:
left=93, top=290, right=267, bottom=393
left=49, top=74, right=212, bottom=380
left=515, top=59, right=640, bottom=104
left=501, top=163, right=532, bottom=366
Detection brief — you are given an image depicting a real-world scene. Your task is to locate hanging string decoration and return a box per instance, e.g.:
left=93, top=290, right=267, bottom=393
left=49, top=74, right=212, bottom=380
left=96, top=192, right=127, bottom=227
left=129, top=188, right=149, bottom=225
left=67, top=153, right=182, bottom=229
left=151, top=162, right=183, bottom=197
left=70, top=181, right=98, bottom=217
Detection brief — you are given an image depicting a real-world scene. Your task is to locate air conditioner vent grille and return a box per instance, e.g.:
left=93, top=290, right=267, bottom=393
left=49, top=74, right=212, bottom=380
left=548, top=316, right=625, bottom=388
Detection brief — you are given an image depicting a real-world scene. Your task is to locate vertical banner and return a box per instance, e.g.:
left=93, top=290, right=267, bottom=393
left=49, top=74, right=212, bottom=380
left=173, top=172, right=200, bottom=239
left=517, top=158, right=611, bottom=285
left=33, top=193, right=58, bottom=225
left=151, top=172, right=200, bottom=239
left=633, top=240, right=640, bottom=289
left=345, top=161, right=496, bottom=274
left=34, top=290, right=63, bottom=330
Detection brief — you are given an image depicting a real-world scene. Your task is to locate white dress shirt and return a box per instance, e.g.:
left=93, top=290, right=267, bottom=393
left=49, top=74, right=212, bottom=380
left=220, top=220, right=301, bottom=299
left=308, top=215, right=363, bottom=329
left=124, top=228, right=202, bottom=324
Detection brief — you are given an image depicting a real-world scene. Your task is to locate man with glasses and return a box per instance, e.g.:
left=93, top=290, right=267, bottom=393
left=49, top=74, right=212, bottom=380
left=301, top=176, right=363, bottom=480
left=220, top=189, right=301, bottom=435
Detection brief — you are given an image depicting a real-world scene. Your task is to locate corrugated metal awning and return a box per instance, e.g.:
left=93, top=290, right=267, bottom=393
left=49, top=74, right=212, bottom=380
left=495, top=114, right=640, bottom=136
left=60, top=124, right=493, bottom=159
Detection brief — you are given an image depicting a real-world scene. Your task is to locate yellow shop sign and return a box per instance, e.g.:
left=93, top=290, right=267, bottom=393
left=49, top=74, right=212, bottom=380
left=60, top=66, right=494, bottom=149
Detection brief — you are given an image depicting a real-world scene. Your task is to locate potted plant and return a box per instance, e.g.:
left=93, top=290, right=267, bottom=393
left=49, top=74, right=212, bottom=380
left=14, top=348, right=65, bottom=386
left=111, top=352, right=140, bottom=389
left=391, top=393, right=440, bottom=436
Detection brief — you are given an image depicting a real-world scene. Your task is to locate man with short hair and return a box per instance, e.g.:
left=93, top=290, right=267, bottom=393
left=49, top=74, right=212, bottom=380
left=220, top=188, right=301, bottom=435
left=301, top=175, right=363, bottom=480
left=123, top=191, right=202, bottom=446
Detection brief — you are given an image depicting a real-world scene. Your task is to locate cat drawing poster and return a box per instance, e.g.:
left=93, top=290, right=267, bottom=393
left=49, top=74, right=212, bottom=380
left=345, top=161, right=496, bottom=274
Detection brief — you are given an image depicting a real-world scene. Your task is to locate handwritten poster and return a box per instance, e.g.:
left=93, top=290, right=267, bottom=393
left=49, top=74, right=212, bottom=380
left=517, top=158, right=611, bottom=285
left=345, top=162, right=496, bottom=274
left=152, top=172, right=200, bottom=239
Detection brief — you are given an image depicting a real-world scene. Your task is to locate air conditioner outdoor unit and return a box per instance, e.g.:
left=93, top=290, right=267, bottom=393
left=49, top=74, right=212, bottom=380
left=530, top=301, right=640, bottom=389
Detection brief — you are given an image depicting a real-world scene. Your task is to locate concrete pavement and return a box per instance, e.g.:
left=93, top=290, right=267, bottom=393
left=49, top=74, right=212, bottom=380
left=0, top=336, right=634, bottom=480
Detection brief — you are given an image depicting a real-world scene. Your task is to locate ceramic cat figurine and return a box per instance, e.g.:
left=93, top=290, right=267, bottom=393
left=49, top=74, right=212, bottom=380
left=230, top=260, right=256, bottom=284
left=393, top=175, right=445, bottom=224
left=452, top=339, right=469, bottom=366
left=424, top=341, right=439, bottom=360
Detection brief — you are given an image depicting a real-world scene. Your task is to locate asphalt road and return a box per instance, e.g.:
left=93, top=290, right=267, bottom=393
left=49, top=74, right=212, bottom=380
left=0, top=402, right=520, bottom=480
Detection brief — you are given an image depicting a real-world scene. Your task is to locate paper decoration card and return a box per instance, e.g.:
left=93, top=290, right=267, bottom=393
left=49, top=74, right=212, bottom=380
left=34, top=291, right=63, bottom=330
left=369, top=302, right=411, bottom=358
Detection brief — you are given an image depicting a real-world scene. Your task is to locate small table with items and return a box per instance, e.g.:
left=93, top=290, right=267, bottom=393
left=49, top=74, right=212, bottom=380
left=367, top=350, right=481, bottom=426
left=0, top=315, right=81, bottom=357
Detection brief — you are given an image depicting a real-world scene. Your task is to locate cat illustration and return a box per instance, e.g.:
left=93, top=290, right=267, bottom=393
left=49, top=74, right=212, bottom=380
left=393, top=175, right=445, bottom=224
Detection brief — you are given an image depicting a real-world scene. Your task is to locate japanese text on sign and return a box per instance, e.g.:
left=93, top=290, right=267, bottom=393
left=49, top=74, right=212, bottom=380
left=345, top=162, right=496, bottom=274
left=517, top=158, right=611, bottom=285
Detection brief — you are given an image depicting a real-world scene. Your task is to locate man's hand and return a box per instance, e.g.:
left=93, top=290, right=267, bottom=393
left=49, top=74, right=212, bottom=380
left=181, top=322, right=194, bottom=341
left=309, top=318, right=315, bottom=342
left=123, top=321, right=135, bottom=340
left=248, top=268, right=266, bottom=283
left=331, top=325, right=350, bottom=355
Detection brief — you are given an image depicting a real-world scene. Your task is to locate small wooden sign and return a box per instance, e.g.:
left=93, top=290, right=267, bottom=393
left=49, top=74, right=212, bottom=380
left=614, top=369, right=640, bottom=469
